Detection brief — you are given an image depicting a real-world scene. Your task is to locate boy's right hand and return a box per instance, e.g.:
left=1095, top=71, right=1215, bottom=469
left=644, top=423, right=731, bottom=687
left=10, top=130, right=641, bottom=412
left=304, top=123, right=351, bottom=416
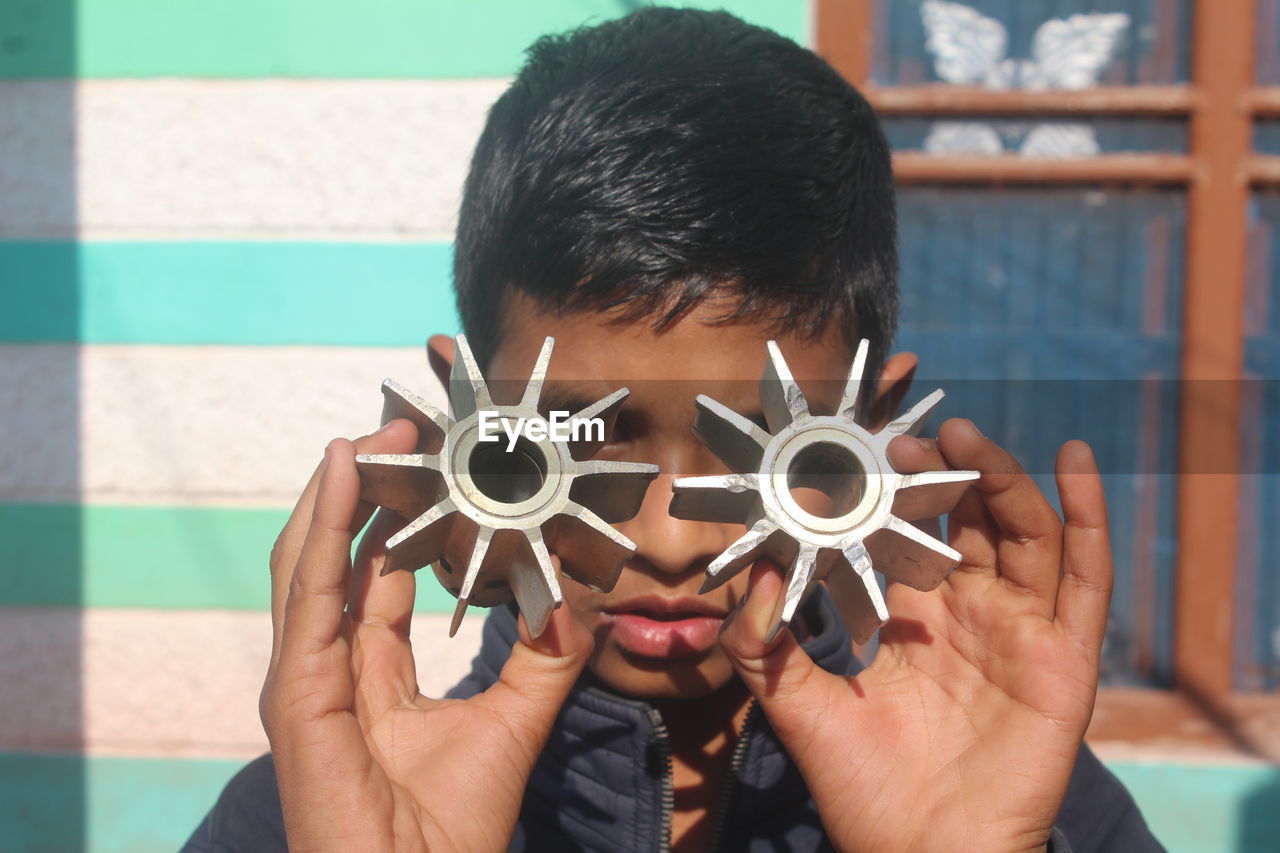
left=260, top=419, right=593, bottom=853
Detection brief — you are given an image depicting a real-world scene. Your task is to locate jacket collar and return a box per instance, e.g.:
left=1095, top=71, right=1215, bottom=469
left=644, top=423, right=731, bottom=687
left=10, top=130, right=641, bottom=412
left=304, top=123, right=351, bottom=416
left=447, top=588, right=861, bottom=851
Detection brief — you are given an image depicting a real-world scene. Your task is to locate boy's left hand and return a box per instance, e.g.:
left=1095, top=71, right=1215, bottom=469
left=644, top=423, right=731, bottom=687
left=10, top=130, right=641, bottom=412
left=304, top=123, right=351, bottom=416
left=719, top=418, right=1112, bottom=853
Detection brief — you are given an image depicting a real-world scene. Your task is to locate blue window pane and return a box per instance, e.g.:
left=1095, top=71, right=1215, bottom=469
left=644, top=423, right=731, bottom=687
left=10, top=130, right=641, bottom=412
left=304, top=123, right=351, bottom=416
left=1236, top=191, right=1280, bottom=690
left=1255, top=118, right=1280, bottom=156
left=871, top=0, right=1193, bottom=87
left=883, top=116, right=1188, bottom=156
left=897, top=188, right=1185, bottom=686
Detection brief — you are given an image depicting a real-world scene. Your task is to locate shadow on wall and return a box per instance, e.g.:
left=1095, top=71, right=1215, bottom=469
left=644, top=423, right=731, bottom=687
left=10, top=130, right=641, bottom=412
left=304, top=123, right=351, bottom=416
left=1239, top=770, right=1280, bottom=851
left=0, top=1, right=84, bottom=851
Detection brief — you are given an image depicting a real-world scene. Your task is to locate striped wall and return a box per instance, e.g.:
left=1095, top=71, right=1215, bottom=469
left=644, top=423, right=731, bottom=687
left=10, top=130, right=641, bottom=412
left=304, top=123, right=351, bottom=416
left=1, top=2, right=1274, bottom=850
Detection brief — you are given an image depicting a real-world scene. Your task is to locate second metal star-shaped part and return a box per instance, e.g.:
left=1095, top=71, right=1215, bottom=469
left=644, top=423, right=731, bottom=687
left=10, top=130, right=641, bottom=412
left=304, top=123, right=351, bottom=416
left=355, top=335, right=659, bottom=638
left=670, top=339, right=980, bottom=644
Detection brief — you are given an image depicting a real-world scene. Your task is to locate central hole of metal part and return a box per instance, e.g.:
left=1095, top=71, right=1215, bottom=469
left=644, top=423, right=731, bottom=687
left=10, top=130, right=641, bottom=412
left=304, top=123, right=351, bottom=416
left=468, top=436, right=548, bottom=504
left=786, top=441, right=866, bottom=519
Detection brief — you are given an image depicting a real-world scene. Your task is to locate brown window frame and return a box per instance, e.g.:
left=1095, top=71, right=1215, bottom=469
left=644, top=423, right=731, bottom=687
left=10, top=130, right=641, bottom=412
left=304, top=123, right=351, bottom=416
left=818, top=0, right=1280, bottom=759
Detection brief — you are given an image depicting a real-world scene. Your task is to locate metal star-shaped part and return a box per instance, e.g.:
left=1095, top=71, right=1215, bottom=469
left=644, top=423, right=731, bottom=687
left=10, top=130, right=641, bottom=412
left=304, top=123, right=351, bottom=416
left=356, top=335, right=658, bottom=638
left=670, top=339, right=979, bottom=643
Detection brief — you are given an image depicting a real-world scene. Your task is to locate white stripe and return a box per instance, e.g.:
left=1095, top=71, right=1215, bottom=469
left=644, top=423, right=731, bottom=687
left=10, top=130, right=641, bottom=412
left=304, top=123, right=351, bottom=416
left=0, top=79, right=510, bottom=240
left=0, top=344, right=448, bottom=504
left=0, top=607, right=485, bottom=758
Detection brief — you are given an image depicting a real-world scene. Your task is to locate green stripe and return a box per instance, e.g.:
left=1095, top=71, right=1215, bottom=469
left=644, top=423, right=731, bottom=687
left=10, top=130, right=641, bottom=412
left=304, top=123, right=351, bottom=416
left=0, top=752, right=1275, bottom=853
left=1, top=242, right=461, bottom=345
left=0, top=751, right=244, bottom=853
left=1109, top=761, right=1280, bottom=853
left=0, top=1, right=806, bottom=78
left=1, top=503, right=457, bottom=612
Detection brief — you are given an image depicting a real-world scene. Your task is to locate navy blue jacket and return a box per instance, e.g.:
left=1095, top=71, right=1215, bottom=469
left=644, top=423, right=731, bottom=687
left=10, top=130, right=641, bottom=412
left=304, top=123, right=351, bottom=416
left=184, top=590, right=1164, bottom=851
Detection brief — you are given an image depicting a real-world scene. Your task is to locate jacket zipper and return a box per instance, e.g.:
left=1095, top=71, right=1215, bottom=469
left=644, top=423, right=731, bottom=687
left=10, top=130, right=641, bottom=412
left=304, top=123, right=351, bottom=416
left=646, top=706, right=676, bottom=853
left=706, top=699, right=760, bottom=853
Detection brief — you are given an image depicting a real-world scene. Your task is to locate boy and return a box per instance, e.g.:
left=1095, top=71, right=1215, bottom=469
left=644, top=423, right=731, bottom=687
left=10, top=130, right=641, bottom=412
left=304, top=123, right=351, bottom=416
left=185, top=8, right=1162, bottom=851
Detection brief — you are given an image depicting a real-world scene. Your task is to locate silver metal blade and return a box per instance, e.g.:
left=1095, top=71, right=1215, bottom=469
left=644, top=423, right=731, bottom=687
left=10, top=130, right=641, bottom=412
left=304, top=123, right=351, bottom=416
left=451, top=525, right=493, bottom=637
left=897, top=470, right=981, bottom=489
left=766, top=542, right=820, bottom=643
left=355, top=453, right=446, bottom=518
left=568, top=387, right=629, bottom=461
left=691, top=395, right=771, bottom=474
left=547, top=503, right=636, bottom=593
left=760, top=341, right=810, bottom=434
left=700, top=518, right=775, bottom=594
left=379, top=378, right=450, bottom=454
left=838, top=338, right=871, bottom=418
left=520, top=336, right=555, bottom=409
left=825, top=542, right=889, bottom=645
left=568, top=459, right=660, bottom=523
left=382, top=498, right=458, bottom=575
left=669, top=473, right=761, bottom=525
left=449, top=334, right=492, bottom=421
left=865, top=514, right=962, bottom=591
left=884, top=389, right=945, bottom=438
left=508, top=528, right=562, bottom=638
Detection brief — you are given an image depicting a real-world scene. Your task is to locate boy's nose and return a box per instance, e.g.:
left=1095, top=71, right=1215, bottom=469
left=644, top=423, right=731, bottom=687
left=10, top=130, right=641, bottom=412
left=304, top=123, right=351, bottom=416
left=620, top=472, right=728, bottom=577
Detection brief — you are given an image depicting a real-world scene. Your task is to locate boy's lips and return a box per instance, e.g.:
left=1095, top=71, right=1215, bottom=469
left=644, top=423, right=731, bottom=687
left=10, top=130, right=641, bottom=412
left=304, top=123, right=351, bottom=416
left=600, top=596, right=729, bottom=658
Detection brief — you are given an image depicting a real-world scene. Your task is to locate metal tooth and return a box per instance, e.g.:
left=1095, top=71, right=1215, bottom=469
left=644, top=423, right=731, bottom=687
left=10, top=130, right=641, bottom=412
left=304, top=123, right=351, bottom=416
left=759, top=341, right=810, bottom=433
left=449, top=334, right=492, bottom=421
left=520, top=337, right=555, bottom=409
left=699, top=518, right=775, bottom=595
left=567, top=388, right=628, bottom=461
left=884, top=389, right=946, bottom=439
left=837, top=338, right=871, bottom=419
left=767, top=543, right=821, bottom=644
left=356, top=335, right=660, bottom=637
left=691, top=395, right=771, bottom=475
left=379, top=379, right=450, bottom=453
left=547, top=503, right=636, bottom=595
left=669, top=473, right=762, bottom=525
left=826, top=542, right=889, bottom=645
left=866, top=516, right=962, bottom=592
left=569, top=459, right=669, bottom=523
left=355, top=454, right=445, bottom=518
left=671, top=338, right=980, bottom=643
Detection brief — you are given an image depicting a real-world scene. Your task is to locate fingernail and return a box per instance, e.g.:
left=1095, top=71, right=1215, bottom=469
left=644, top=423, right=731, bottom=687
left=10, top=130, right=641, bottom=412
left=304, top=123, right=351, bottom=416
left=967, top=419, right=985, bottom=438
left=374, top=421, right=394, bottom=434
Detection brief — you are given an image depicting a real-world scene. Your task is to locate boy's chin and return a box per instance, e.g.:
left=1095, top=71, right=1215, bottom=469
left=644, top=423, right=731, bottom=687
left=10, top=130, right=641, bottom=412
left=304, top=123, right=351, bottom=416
left=586, top=645, right=739, bottom=700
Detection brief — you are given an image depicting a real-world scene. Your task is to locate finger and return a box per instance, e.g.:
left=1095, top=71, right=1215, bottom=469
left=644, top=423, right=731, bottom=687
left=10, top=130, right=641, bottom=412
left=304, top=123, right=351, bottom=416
left=1053, top=440, right=1114, bottom=653
left=279, top=438, right=366, bottom=659
left=473, top=604, right=595, bottom=769
left=718, top=560, right=846, bottom=751
left=348, top=508, right=420, bottom=711
left=269, top=419, right=418, bottom=664
left=937, top=418, right=1063, bottom=611
left=887, top=434, right=975, bottom=520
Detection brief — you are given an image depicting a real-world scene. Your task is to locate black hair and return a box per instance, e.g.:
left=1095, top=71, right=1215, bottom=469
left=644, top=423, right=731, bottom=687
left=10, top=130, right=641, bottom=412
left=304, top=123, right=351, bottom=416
left=453, top=6, right=898, bottom=379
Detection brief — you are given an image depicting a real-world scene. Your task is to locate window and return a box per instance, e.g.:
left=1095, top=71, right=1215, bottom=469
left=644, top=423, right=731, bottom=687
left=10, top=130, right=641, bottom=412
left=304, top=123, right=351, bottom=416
left=818, top=0, right=1280, bottom=750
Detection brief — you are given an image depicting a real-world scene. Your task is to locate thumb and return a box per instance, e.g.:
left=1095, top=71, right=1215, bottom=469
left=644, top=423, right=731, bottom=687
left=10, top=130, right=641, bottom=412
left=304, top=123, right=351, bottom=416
left=718, top=561, right=846, bottom=738
left=474, top=603, right=594, bottom=764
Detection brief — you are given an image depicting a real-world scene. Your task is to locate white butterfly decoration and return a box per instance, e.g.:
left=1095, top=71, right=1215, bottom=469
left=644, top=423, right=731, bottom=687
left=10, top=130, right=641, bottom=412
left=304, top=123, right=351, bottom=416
left=920, top=0, right=1129, bottom=158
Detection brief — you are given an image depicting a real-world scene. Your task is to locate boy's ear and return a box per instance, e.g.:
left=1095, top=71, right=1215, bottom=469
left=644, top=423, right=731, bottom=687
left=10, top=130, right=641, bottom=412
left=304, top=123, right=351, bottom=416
left=863, top=351, right=918, bottom=432
left=427, top=334, right=456, bottom=389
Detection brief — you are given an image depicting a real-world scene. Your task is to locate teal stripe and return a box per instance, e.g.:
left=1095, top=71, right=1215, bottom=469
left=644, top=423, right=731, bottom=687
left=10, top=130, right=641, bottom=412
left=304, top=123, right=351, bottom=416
left=1109, top=761, right=1280, bottom=853
left=0, top=752, right=1276, bottom=852
left=0, top=1, right=807, bottom=78
left=1, top=503, right=457, bottom=612
left=0, top=751, right=243, bottom=853
left=1, top=242, right=461, bottom=345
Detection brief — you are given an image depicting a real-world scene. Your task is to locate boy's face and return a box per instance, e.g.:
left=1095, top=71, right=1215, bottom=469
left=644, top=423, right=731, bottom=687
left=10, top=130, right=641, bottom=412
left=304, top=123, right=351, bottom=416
left=432, top=295, right=908, bottom=700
